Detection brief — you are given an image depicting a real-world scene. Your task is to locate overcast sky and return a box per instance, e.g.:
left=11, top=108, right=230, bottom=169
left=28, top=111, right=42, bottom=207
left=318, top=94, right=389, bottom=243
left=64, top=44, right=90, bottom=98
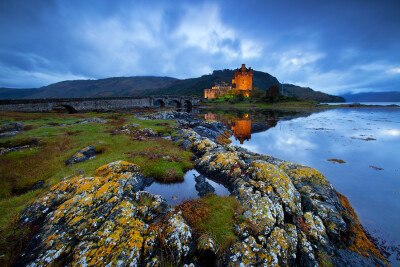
left=1, top=0, right=400, bottom=94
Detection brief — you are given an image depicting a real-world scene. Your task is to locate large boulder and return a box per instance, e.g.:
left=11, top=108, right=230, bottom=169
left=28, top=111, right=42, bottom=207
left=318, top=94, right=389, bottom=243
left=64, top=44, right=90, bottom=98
left=18, top=161, right=166, bottom=266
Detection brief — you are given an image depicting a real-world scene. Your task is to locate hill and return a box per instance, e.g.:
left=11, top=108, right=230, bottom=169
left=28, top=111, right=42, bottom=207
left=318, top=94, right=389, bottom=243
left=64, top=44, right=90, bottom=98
left=0, top=88, right=42, bottom=99
left=0, top=70, right=344, bottom=102
left=0, top=77, right=177, bottom=99
left=341, top=91, right=400, bottom=102
left=283, top=84, right=345, bottom=103
left=147, top=69, right=281, bottom=96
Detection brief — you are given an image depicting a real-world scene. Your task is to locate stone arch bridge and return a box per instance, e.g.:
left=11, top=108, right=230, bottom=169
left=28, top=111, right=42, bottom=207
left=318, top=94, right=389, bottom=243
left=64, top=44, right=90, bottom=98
left=0, top=96, right=200, bottom=113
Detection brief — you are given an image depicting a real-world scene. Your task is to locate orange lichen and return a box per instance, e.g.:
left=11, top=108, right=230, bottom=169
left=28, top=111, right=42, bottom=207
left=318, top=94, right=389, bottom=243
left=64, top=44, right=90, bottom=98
left=336, top=191, right=386, bottom=263
left=216, top=130, right=233, bottom=145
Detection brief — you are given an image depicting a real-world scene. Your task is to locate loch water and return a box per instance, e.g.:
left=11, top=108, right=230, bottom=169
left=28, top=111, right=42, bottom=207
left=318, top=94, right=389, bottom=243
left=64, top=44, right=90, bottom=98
left=145, top=169, right=230, bottom=206
left=200, top=107, right=400, bottom=263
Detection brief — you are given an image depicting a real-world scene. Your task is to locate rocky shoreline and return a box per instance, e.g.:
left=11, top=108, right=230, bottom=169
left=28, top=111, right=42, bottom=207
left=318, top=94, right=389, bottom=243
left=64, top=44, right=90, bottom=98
left=17, top=111, right=387, bottom=266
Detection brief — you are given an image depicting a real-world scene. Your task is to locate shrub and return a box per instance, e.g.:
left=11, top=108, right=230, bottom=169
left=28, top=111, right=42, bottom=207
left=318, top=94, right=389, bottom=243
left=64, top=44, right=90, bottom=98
left=265, top=84, right=280, bottom=102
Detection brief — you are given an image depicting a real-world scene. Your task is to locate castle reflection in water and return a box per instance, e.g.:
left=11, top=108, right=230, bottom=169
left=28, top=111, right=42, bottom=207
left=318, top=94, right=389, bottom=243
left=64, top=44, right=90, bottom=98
left=204, top=113, right=251, bottom=144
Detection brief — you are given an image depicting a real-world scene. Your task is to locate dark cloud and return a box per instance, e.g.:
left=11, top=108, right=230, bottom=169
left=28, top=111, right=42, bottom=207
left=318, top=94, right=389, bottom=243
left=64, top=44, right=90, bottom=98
left=0, top=0, right=399, bottom=94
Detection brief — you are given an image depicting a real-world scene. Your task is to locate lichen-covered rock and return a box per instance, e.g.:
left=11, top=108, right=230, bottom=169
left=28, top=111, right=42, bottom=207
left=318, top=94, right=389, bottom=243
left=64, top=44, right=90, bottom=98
left=248, top=160, right=302, bottom=216
left=65, top=145, right=97, bottom=166
left=71, top=201, right=147, bottom=266
left=173, top=118, right=387, bottom=266
left=263, top=227, right=292, bottom=266
left=234, top=178, right=281, bottom=236
left=195, top=138, right=217, bottom=155
left=131, top=191, right=168, bottom=222
left=18, top=161, right=165, bottom=266
left=229, top=236, right=265, bottom=266
left=164, top=211, right=193, bottom=264
left=197, top=151, right=246, bottom=180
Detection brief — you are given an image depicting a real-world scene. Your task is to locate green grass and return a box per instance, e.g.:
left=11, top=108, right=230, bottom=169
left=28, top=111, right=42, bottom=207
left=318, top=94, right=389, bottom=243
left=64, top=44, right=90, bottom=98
left=177, top=194, right=240, bottom=252
left=0, top=111, right=193, bottom=265
left=202, top=97, right=322, bottom=109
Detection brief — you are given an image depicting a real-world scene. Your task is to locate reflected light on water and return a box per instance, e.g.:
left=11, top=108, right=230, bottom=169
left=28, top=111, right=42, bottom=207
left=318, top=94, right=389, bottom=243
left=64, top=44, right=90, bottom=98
left=201, top=107, right=400, bottom=260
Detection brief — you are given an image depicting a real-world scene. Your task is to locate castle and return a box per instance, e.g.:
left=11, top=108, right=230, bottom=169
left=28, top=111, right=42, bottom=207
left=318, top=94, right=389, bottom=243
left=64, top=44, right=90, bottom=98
left=204, top=64, right=253, bottom=99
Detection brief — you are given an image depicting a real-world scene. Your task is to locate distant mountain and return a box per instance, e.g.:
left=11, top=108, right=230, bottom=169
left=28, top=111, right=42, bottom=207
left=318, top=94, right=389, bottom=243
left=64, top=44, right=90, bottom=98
left=0, top=70, right=344, bottom=102
left=341, top=91, right=400, bottom=102
left=283, top=84, right=345, bottom=103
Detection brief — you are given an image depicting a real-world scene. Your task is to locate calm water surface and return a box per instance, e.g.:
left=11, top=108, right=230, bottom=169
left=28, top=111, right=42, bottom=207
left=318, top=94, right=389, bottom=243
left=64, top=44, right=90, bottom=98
left=145, top=169, right=230, bottom=205
left=201, top=107, right=400, bottom=263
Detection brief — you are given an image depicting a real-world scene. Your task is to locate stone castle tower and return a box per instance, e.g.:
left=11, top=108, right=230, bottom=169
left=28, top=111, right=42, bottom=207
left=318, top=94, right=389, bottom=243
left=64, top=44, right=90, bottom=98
left=232, top=64, right=253, bottom=97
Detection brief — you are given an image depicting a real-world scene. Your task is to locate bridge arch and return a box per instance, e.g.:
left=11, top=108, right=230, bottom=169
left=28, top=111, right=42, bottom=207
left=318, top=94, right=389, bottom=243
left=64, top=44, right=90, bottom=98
left=183, top=100, right=192, bottom=108
left=52, top=104, right=78, bottom=114
left=168, top=100, right=182, bottom=108
left=153, top=99, right=166, bottom=107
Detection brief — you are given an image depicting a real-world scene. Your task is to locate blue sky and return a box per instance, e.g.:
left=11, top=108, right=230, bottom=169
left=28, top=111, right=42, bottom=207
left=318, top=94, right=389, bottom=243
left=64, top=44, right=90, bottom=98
left=1, top=0, right=399, bottom=95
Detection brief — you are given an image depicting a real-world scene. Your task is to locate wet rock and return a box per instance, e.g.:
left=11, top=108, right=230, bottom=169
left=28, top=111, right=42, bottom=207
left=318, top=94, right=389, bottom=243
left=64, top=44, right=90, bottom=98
left=194, top=174, right=215, bottom=197
left=65, top=145, right=97, bottom=166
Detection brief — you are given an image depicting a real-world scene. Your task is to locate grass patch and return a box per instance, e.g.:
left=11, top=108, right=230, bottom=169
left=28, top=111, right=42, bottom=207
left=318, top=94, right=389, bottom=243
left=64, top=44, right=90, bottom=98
left=130, top=118, right=177, bottom=136
left=0, top=111, right=194, bottom=265
left=176, top=194, right=240, bottom=252
left=125, top=139, right=193, bottom=183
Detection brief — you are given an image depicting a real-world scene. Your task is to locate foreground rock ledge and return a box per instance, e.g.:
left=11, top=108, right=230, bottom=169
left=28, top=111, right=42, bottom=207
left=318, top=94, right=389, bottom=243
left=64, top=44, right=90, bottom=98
left=18, top=112, right=387, bottom=266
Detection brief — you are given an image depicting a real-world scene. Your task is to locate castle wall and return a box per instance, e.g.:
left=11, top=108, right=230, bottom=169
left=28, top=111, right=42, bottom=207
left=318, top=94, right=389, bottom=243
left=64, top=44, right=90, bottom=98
left=204, top=64, right=253, bottom=98
left=232, top=64, right=253, bottom=96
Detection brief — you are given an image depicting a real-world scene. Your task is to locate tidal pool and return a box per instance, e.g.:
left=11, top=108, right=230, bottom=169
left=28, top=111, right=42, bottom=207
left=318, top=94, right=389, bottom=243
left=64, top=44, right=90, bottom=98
left=202, top=107, right=400, bottom=263
left=145, top=169, right=230, bottom=205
